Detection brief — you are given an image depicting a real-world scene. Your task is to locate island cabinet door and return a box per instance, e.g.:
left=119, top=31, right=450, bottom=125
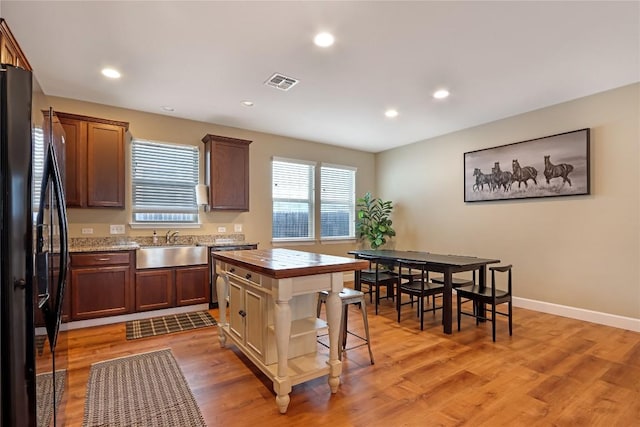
left=244, top=288, right=265, bottom=359
left=228, top=280, right=244, bottom=342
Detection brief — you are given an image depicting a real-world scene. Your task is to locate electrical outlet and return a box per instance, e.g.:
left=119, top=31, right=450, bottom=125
left=110, top=224, right=125, bottom=234
left=234, top=224, right=242, bottom=232
left=217, top=226, right=227, bottom=233
left=81, top=227, right=94, bottom=235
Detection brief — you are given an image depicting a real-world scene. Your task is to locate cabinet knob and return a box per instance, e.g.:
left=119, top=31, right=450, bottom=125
left=238, top=310, right=246, bottom=318
left=14, top=278, right=26, bottom=289
left=229, top=268, right=235, bottom=273
left=245, top=273, right=252, bottom=280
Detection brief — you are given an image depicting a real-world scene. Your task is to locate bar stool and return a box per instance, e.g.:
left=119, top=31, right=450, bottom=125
left=316, top=288, right=374, bottom=365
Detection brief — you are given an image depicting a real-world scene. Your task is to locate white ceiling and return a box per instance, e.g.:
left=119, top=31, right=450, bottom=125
left=3, top=1, right=639, bottom=153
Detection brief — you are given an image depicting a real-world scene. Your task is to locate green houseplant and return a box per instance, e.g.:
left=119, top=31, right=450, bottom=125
left=356, top=192, right=396, bottom=249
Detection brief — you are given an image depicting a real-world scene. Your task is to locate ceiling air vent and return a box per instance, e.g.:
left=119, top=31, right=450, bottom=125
left=264, top=73, right=299, bottom=91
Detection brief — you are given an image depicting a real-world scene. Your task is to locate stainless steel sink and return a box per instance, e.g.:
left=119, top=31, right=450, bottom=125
left=136, top=245, right=207, bottom=269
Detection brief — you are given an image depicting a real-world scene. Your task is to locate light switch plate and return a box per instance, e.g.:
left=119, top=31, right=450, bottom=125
left=217, top=226, right=227, bottom=233
left=110, top=224, right=125, bottom=234
left=81, top=228, right=94, bottom=235
left=234, top=224, right=242, bottom=232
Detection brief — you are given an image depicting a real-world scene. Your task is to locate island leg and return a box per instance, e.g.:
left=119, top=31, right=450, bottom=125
left=216, top=272, right=228, bottom=348
left=326, top=272, right=343, bottom=393
left=273, top=291, right=292, bottom=413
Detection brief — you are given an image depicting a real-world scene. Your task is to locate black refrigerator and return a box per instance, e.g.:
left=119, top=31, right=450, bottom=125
left=0, top=64, right=69, bottom=426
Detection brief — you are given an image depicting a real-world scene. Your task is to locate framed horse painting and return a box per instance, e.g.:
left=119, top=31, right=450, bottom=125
left=464, top=128, right=590, bottom=202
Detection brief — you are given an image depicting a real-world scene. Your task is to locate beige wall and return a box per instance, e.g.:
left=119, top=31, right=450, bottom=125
left=376, top=83, right=640, bottom=318
left=48, top=96, right=376, bottom=257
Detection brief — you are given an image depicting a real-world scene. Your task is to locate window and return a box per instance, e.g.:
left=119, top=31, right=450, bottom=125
left=320, top=164, right=356, bottom=239
left=272, top=158, right=315, bottom=240
left=131, top=139, right=199, bottom=224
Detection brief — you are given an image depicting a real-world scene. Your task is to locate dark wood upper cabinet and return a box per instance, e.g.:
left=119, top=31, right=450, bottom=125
left=202, top=134, right=251, bottom=211
left=0, top=19, right=31, bottom=71
left=57, top=112, right=128, bottom=208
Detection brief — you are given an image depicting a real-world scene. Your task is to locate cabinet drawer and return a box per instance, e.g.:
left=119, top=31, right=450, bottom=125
left=71, top=252, right=131, bottom=267
left=227, top=265, right=261, bottom=286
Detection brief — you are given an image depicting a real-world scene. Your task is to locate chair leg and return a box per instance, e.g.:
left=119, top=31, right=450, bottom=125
left=508, top=300, right=513, bottom=336
left=342, top=304, right=349, bottom=352
left=316, top=293, right=323, bottom=318
left=359, top=298, right=374, bottom=365
left=492, top=303, right=497, bottom=342
left=375, top=285, right=379, bottom=315
left=419, top=296, right=424, bottom=331
left=457, top=293, right=461, bottom=331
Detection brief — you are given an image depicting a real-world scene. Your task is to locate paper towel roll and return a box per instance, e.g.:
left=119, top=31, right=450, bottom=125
left=195, top=184, right=209, bottom=206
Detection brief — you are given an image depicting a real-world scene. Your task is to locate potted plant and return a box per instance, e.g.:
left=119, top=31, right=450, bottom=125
left=356, top=192, right=396, bottom=249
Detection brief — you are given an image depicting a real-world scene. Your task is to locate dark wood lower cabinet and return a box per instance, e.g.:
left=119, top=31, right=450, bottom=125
left=135, top=268, right=174, bottom=311
left=135, top=265, right=209, bottom=311
left=176, top=266, right=209, bottom=306
left=69, top=250, right=208, bottom=320
left=71, top=266, right=132, bottom=320
left=69, top=251, right=134, bottom=321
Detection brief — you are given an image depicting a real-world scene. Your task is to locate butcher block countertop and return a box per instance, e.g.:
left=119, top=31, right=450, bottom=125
left=211, top=248, right=368, bottom=279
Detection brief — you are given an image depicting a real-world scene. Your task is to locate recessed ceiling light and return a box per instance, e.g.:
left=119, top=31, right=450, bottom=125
left=101, top=68, right=121, bottom=79
left=314, top=32, right=335, bottom=47
left=241, top=100, right=254, bottom=107
left=433, top=89, right=450, bottom=99
left=161, top=106, right=175, bottom=112
left=385, top=109, right=399, bottom=118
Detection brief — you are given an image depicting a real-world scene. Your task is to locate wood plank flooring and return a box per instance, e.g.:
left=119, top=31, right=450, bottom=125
left=50, top=298, right=640, bottom=426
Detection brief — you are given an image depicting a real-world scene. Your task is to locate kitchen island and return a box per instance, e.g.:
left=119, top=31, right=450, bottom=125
left=213, top=248, right=368, bottom=413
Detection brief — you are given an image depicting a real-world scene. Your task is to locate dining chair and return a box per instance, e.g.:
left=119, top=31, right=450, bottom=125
left=396, top=259, right=444, bottom=330
left=357, top=255, right=399, bottom=315
left=456, top=264, right=512, bottom=341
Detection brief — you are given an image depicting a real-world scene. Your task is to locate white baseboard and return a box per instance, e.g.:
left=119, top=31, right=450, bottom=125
left=61, top=303, right=210, bottom=331
left=513, top=297, right=640, bottom=332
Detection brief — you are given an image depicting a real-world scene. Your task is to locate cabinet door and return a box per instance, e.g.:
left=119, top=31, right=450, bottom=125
left=175, top=266, right=209, bottom=306
left=71, top=266, right=132, bottom=320
left=244, top=288, right=265, bottom=358
left=87, top=122, right=125, bottom=207
left=59, top=118, right=87, bottom=207
left=202, top=134, right=251, bottom=211
left=228, top=280, right=244, bottom=341
left=135, top=269, right=174, bottom=311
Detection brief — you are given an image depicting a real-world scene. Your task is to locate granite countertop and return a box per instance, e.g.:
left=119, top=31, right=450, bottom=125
left=68, top=235, right=257, bottom=253
left=69, top=242, right=141, bottom=253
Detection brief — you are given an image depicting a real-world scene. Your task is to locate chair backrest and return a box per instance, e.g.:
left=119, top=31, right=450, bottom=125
left=489, top=264, right=512, bottom=298
left=397, top=259, right=428, bottom=285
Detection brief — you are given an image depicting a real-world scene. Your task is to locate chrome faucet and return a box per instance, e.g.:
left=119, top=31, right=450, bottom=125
left=166, top=230, right=179, bottom=244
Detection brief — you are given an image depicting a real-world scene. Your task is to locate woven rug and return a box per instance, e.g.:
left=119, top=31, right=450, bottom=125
left=82, top=349, right=206, bottom=427
left=125, top=311, right=216, bottom=340
left=36, top=370, right=66, bottom=427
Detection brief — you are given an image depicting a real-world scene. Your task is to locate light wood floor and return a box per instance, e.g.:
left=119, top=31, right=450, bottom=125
left=51, top=297, right=640, bottom=426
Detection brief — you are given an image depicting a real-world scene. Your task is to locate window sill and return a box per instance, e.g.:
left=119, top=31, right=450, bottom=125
left=320, top=238, right=357, bottom=245
left=271, top=238, right=317, bottom=246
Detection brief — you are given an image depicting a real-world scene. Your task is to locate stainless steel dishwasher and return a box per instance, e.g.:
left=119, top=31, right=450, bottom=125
left=208, top=243, right=258, bottom=308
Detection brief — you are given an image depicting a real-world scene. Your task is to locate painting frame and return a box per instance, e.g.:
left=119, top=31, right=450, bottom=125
left=464, top=128, right=590, bottom=202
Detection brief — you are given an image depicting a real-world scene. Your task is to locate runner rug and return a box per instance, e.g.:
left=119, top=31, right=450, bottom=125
left=125, top=310, right=216, bottom=340
left=37, top=370, right=65, bottom=427
left=82, top=349, right=206, bottom=427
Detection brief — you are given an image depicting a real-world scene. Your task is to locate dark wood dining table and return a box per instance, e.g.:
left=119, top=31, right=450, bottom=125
left=348, top=249, right=500, bottom=334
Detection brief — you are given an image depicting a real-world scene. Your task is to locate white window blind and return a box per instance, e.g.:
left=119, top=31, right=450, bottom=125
left=320, top=164, right=356, bottom=239
left=272, top=158, right=315, bottom=240
left=131, top=139, right=199, bottom=224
